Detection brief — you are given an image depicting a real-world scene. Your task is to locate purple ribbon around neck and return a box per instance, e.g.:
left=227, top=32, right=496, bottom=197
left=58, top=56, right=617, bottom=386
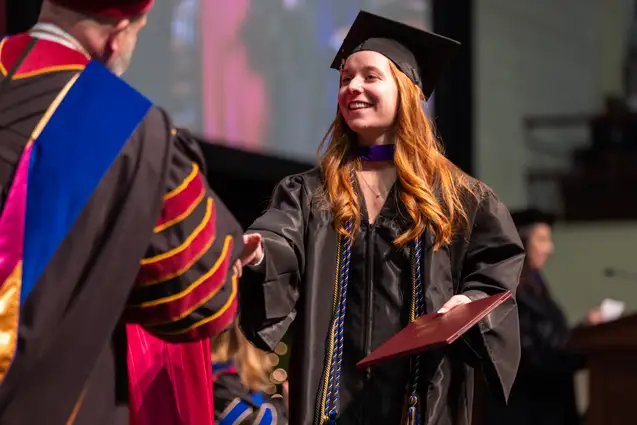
left=355, top=144, right=396, bottom=162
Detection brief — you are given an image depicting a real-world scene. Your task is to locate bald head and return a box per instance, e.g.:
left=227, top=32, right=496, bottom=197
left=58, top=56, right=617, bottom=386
left=37, top=0, right=148, bottom=75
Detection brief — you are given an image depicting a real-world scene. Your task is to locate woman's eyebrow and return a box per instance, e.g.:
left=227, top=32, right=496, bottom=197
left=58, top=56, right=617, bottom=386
left=342, top=65, right=385, bottom=74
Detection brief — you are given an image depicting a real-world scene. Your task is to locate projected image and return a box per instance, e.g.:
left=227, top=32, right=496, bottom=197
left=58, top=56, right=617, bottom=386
left=125, top=0, right=432, bottom=162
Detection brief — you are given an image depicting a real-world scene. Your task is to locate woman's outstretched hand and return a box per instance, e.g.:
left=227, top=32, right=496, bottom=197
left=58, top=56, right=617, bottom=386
left=242, top=233, right=263, bottom=266
left=232, top=233, right=264, bottom=278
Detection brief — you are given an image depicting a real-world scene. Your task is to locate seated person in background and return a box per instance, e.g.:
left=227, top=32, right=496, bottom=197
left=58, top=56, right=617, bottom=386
left=211, top=320, right=289, bottom=425
left=483, top=209, right=602, bottom=425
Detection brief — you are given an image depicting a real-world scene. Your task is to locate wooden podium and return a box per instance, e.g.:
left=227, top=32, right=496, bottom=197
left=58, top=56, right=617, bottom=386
left=568, top=313, right=637, bottom=425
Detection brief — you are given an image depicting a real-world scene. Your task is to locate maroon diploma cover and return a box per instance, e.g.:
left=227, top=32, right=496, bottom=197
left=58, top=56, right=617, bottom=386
left=356, top=292, right=512, bottom=369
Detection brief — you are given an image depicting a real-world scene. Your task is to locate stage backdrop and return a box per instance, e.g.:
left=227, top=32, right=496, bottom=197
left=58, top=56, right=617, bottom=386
left=124, top=0, right=432, bottom=163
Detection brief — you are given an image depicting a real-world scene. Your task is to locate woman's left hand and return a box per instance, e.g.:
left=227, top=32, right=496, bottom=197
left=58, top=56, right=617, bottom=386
left=437, top=295, right=472, bottom=314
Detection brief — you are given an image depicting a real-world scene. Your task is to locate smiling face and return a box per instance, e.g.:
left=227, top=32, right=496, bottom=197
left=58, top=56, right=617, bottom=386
left=337, top=50, right=399, bottom=145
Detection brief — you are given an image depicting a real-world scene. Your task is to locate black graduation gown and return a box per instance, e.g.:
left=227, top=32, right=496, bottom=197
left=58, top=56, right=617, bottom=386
left=483, top=272, right=584, bottom=425
left=0, top=34, right=243, bottom=425
left=240, top=168, right=524, bottom=425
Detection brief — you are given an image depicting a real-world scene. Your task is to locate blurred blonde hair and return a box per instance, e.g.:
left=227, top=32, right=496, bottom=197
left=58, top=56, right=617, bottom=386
left=211, top=321, right=272, bottom=392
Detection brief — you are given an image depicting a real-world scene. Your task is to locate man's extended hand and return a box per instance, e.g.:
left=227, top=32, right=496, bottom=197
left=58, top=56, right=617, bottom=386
left=232, top=259, right=243, bottom=278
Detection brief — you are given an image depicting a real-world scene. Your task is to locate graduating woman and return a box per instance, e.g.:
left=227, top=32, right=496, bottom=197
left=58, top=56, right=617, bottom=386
left=239, top=11, right=525, bottom=425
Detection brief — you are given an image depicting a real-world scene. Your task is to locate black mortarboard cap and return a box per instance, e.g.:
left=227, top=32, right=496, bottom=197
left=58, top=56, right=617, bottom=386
left=510, top=209, right=556, bottom=230
left=330, top=10, right=460, bottom=100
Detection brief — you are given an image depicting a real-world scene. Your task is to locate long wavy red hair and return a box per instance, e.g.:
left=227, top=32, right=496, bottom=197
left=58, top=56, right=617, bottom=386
left=318, top=61, right=478, bottom=249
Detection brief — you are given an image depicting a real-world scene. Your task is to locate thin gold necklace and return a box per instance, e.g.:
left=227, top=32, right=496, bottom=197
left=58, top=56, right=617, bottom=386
left=357, top=171, right=389, bottom=199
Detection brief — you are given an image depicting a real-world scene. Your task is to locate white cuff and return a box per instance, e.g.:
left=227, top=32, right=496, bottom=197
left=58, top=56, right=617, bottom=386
left=251, top=247, right=264, bottom=267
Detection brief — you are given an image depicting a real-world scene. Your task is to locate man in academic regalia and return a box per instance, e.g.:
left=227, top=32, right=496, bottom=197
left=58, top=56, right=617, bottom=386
left=0, top=1, right=256, bottom=424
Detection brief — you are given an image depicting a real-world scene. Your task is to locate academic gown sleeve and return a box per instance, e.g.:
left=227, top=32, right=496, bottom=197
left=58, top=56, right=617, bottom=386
left=239, top=174, right=309, bottom=351
left=456, top=189, right=525, bottom=403
left=123, top=126, right=244, bottom=342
